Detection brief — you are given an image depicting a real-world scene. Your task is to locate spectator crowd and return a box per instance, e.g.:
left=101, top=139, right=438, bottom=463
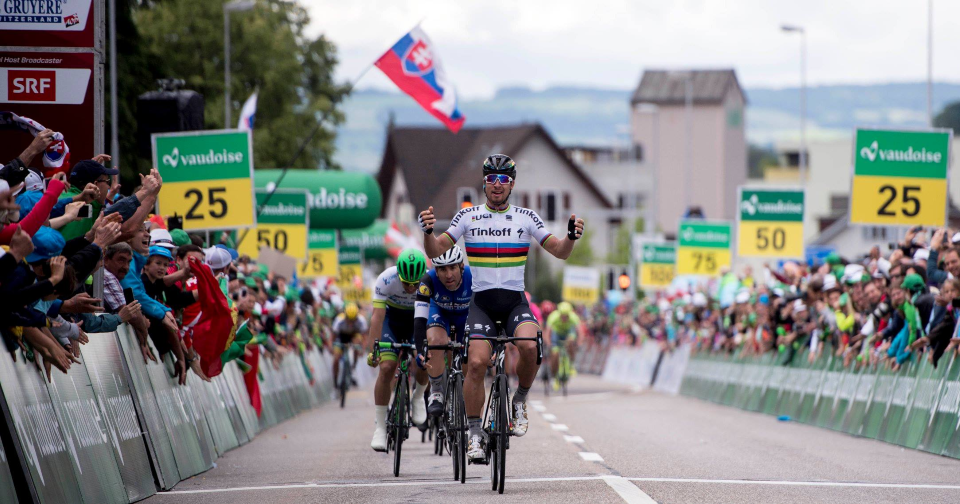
left=584, top=228, right=960, bottom=373
left=1, top=130, right=350, bottom=413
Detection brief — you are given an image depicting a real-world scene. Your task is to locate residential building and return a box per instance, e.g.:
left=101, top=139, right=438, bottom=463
left=630, top=69, right=748, bottom=235
left=376, top=123, right=614, bottom=268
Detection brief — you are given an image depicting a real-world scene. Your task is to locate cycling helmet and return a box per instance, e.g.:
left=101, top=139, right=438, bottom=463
left=482, top=154, right=517, bottom=179
left=540, top=300, right=556, bottom=316
left=433, top=245, right=464, bottom=267
left=557, top=301, right=573, bottom=315
left=396, top=248, right=427, bottom=283
left=344, top=302, right=359, bottom=320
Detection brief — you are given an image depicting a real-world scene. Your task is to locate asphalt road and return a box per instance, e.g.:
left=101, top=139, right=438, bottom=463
left=145, top=374, right=960, bottom=504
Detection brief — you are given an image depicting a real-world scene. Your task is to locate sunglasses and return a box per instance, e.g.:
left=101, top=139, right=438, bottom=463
left=95, top=177, right=111, bottom=184
left=483, top=174, right=513, bottom=185
left=401, top=280, right=419, bottom=287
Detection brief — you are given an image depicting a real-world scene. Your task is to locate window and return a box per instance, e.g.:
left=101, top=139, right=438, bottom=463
left=520, top=192, right=530, bottom=208
left=830, top=195, right=849, bottom=213
left=542, top=191, right=558, bottom=221
left=862, top=226, right=888, bottom=241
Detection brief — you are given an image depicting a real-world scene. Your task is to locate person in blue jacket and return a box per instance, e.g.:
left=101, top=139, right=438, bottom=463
left=413, top=245, right=473, bottom=417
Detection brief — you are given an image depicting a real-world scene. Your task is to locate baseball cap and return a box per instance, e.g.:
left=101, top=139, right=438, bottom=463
left=150, top=229, right=176, bottom=249
left=25, top=226, right=66, bottom=263
left=792, top=299, right=807, bottom=312
left=23, top=170, right=44, bottom=193
left=170, top=228, right=190, bottom=247
left=148, top=245, right=173, bottom=261
left=901, top=273, right=926, bottom=294
left=204, top=246, right=233, bottom=270
left=68, top=160, right=118, bottom=187
left=823, top=274, right=839, bottom=292
left=215, top=243, right=239, bottom=261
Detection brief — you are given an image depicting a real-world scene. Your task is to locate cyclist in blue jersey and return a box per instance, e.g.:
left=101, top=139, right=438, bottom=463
left=419, top=154, right=585, bottom=461
left=414, top=245, right=473, bottom=417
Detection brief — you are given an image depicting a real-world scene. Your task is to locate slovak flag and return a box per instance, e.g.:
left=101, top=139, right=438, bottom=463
left=237, top=92, right=258, bottom=131
left=375, top=27, right=466, bottom=133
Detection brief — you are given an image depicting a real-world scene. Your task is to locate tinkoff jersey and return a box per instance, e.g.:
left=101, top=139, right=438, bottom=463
left=441, top=204, right=553, bottom=292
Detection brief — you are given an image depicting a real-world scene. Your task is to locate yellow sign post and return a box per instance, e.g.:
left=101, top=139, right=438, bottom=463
left=299, top=230, right=339, bottom=278
left=639, top=243, right=676, bottom=288
left=850, top=128, right=952, bottom=227
left=237, top=190, right=309, bottom=260
left=737, top=187, right=805, bottom=258
left=153, top=130, right=256, bottom=230
left=562, top=266, right=600, bottom=305
left=676, top=220, right=732, bottom=276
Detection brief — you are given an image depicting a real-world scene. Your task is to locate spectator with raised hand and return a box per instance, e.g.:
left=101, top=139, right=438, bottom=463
left=0, top=173, right=65, bottom=244
left=15, top=170, right=98, bottom=222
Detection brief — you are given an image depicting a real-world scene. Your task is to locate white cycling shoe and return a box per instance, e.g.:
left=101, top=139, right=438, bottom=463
left=412, top=390, right=427, bottom=426
left=371, top=427, right=387, bottom=452
left=467, top=434, right=485, bottom=461
left=511, top=401, right=529, bottom=437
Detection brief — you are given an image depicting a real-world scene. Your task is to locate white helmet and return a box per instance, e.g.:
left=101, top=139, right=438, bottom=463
left=433, top=246, right=465, bottom=266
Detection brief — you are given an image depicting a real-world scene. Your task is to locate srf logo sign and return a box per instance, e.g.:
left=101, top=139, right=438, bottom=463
left=7, top=70, right=55, bottom=101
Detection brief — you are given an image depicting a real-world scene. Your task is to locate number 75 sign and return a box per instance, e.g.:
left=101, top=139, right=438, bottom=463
left=153, top=129, right=256, bottom=230
left=850, top=128, right=952, bottom=227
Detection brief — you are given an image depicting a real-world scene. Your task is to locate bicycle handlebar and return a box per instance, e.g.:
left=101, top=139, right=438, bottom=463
left=470, top=334, right=543, bottom=365
left=376, top=341, right=417, bottom=350
left=425, top=342, right=465, bottom=351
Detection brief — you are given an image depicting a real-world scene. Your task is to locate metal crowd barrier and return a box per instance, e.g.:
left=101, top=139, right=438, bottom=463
left=598, top=341, right=691, bottom=395
left=0, top=323, right=335, bottom=503
left=680, top=349, right=960, bottom=458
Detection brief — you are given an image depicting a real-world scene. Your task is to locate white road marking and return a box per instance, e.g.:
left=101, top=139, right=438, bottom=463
left=550, top=423, right=569, bottom=431
left=626, top=477, right=960, bottom=490
left=602, top=475, right=658, bottom=504
left=529, top=400, right=544, bottom=407
left=160, top=476, right=610, bottom=494
left=578, top=452, right=604, bottom=462
left=156, top=475, right=960, bottom=496
left=532, top=404, right=547, bottom=412
left=563, top=435, right=585, bottom=443
left=542, top=413, right=557, bottom=422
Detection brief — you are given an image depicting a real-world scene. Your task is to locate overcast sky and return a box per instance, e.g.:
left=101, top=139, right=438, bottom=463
left=304, top=0, right=953, bottom=99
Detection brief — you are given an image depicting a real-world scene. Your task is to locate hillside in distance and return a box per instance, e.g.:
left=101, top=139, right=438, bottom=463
left=334, top=82, right=960, bottom=173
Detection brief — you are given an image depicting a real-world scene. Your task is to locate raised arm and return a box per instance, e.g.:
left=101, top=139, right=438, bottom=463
left=541, top=215, right=584, bottom=260
left=419, top=206, right=455, bottom=258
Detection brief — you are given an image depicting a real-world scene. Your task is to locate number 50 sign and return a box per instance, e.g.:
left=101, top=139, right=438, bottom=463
left=153, top=129, right=256, bottom=230
left=850, top=128, right=952, bottom=227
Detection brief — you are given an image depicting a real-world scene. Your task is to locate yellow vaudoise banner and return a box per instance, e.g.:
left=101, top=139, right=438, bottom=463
left=561, top=266, right=600, bottom=305
left=236, top=190, right=310, bottom=260
left=299, top=230, right=339, bottom=278
left=676, top=220, right=732, bottom=276
left=849, top=128, right=952, bottom=227
left=737, top=187, right=805, bottom=259
left=153, top=130, right=256, bottom=231
left=639, top=243, right=676, bottom=288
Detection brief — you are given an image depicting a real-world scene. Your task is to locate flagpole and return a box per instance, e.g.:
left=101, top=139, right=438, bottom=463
left=235, top=18, right=426, bottom=250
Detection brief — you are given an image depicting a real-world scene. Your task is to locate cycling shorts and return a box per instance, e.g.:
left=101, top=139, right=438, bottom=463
left=379, top=309, right=414, bottom=361
left=427, top=304, right=468, bottom=343
left=466, top=290, right=539, bottom=346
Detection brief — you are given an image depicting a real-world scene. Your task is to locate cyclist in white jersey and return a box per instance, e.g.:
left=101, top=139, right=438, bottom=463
left=365, top=251, right=430, bottom=452
left=418, top=154, right=584, bottom=461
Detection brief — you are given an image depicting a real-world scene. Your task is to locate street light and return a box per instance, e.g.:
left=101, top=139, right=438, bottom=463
left=781, top=24, right=807, bottom=182
left=224, top=0, right=256, bottom=128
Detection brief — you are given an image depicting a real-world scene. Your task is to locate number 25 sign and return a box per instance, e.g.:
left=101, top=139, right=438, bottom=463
left=153, top=129, right=256, bottom=230
left=850, top=128, right=952, bottom=227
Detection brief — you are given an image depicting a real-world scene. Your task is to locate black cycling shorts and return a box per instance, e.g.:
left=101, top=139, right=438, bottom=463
left=466, top=289, right=540, bottom=341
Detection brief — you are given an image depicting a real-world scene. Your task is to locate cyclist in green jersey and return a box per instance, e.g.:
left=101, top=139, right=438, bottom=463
left=544, top=302, right=583, bottom=384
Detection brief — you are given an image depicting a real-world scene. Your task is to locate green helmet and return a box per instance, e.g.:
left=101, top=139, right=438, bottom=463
left=396, top=248, right=427, bottom=283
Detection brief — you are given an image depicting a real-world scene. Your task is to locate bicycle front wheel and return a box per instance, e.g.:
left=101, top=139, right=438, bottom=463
left=496, top=376, right=508, bottom=494
left=338, top=357, right=350, bottom=408
left=393, top=375, right=408, bottom=477
left=452, top=373, right=466, bottom=483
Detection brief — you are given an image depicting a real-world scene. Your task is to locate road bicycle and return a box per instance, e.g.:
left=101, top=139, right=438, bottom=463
left=556, top=342, right=573, bottom=397
left=425, top=337, right=467, bottom=483
left=469, top=323, right=542, bottom=494
left=373, top=339, right=417, bottom=477
left=336, top=341, right=361, bottom=408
